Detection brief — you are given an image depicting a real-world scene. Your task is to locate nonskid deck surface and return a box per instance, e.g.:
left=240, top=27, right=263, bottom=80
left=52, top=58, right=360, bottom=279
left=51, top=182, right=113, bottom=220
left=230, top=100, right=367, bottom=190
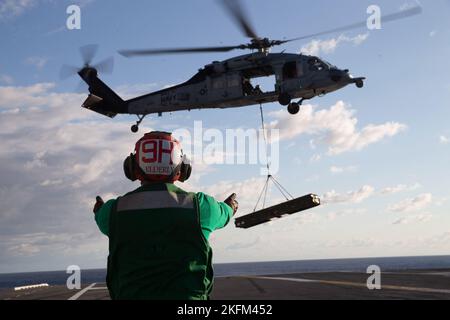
left=2, top=269, right=450, bottom=300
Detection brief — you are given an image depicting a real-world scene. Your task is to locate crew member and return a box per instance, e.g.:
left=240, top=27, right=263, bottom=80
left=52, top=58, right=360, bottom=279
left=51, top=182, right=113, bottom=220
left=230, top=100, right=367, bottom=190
left=93, top=131, right=238, bottom=300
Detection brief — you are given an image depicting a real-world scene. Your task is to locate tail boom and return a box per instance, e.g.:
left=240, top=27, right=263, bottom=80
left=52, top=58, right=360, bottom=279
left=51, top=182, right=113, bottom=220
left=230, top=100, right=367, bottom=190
left=79, top=68, right=128, bottom=118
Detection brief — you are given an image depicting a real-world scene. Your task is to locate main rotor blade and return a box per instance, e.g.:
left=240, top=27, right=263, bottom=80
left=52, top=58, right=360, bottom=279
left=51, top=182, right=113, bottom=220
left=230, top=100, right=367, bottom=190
left=220, top=0, right=258, bottom=39
left=76, top=80, right=88, bottom=93
left=94, top=56, right=114, bottom=74
left=118, top=45, right=243, bottom=57
left=59, top=64, right=80, bottom=80
left=80, top=44, right=99, bottom=66
left=284, top=5, right=422, bottom=44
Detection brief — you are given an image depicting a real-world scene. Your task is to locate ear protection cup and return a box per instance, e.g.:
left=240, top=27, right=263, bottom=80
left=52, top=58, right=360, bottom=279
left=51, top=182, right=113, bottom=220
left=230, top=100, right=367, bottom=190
left=123, top=153, right=138, bottom=181
left=178, top=162, right=191, bottom=182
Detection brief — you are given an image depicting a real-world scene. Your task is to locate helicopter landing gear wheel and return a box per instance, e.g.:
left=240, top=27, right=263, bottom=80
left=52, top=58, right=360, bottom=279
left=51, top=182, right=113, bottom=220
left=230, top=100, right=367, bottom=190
left=131, top=114, right=146, bottom=133
left=278, top=93, right=291, bottom=106
left=287, top=102, right=300, bottom=115
left=355, top=79, right=364, bottom=88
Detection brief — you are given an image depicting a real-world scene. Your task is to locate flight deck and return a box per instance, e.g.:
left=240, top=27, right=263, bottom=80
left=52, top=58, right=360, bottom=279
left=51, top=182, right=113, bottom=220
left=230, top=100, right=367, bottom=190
left=2, top=269, right=450, bottom=300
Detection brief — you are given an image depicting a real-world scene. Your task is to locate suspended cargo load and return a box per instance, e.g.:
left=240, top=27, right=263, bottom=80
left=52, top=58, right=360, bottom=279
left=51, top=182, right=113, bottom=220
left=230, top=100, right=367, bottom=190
left=235, top=194, right=320, bottom=229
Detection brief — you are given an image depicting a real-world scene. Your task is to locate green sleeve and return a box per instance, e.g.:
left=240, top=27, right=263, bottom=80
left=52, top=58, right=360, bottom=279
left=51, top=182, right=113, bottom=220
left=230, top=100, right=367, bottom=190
left=196, top=192, right=233, bottom=240
left=94, top=199, right=116, bottom=236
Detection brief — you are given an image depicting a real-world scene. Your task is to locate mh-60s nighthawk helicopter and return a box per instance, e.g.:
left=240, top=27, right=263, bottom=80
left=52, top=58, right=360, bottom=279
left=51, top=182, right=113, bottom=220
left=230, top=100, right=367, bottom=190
left=66, top=1, right=422, bottom=132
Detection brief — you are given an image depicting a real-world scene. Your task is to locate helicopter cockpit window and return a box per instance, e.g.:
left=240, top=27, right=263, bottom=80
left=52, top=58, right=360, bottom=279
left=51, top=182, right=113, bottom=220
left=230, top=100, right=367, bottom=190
left=320, top=59, right=335, bottom=69
left=308, top=57, right=329, bottom=71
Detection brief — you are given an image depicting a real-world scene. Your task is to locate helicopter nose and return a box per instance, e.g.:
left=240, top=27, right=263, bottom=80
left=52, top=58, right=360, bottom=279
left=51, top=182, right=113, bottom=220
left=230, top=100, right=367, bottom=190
left=329, top=68, right=346, bottom=82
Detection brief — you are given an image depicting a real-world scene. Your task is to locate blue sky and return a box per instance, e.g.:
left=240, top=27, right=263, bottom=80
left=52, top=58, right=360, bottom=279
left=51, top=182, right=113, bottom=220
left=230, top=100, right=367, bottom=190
left=1, top=0, right=450, bottom=273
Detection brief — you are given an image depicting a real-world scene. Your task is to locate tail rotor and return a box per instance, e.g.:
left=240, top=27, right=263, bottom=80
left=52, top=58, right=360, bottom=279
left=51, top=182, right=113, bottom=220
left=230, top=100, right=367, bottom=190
left=60, top=44, right=114, bottom=92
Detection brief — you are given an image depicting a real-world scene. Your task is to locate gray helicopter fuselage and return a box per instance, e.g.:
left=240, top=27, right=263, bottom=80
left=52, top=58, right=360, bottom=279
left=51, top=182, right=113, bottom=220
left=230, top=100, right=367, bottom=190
left=126, top=52, right=361, bottom=115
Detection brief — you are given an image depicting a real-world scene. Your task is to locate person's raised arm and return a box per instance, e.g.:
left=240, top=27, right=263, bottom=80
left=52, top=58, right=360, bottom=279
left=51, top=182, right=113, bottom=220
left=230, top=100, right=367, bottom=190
left=196, top=192, right=239, bottom=239
left=93, top=195, right=116, bottom=236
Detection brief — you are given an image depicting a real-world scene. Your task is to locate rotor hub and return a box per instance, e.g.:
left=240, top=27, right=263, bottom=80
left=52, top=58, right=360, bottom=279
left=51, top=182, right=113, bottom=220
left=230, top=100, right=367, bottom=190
left=78, top=66, right=98, bottom=81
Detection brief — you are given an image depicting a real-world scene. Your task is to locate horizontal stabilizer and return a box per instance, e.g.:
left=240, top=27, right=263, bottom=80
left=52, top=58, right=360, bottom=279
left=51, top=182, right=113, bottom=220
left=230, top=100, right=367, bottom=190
left=82, top=94, right=117, bottom=118
left=235, top=194, right=320, bottom=229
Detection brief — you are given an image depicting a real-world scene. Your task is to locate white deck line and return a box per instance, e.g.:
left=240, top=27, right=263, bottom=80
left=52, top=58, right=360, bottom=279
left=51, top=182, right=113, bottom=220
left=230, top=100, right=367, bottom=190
left=248, top=276, right=450, bottom=294
left=247, top=276, right=318, bottom=283
left=68, top=283, right=97, bottom=300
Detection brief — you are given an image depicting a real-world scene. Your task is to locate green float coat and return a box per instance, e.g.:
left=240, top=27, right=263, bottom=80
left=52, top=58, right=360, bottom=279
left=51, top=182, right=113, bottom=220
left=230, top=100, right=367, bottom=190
left=95, top=183, right=233, bottom=300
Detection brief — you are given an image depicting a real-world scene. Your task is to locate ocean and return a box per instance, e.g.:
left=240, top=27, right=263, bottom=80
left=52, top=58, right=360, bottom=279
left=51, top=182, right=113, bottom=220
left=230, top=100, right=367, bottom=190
left=1, top=255, right=450, bottom=289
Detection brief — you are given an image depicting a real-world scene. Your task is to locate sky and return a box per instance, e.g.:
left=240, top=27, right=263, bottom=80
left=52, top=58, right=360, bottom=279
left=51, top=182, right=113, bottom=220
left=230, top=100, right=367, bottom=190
left=1, top=0, right=450, bottom=274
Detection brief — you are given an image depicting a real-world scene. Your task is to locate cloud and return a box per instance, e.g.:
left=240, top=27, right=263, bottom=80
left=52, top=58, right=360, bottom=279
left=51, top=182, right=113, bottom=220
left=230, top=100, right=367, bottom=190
left=323, top=237, right=378, bottom=249
left=424, top=231, right=450, bottom=249
left=330, top=165, right=357, bottom=174
left=40, top=179, right=63, bottom=187
left=0, top=83, right=90, bottom=128
left=400, top=1, right=422, bottom=11
left=0, top=231, right=104, bottom=259
left=0, top=0, right=36, bottom=21
left=439, top=135, right=449, bottom=144
left=0, top=74, right=13, bottom=85
left=0, top=81, right=436, bottom=272
left=380, top=183, right=421, bottom=194
left=267, top=101, right=407, bottom=155
left=1, top=81, right=298, bottom=271
left=75, top=0, right=96, bottom=8
left=25, top=56, right=48, bottom=69
left=1, top=0, right=95, bottom=22
left=309, top=154, right=321, bottom=162
left=392, top=214, right=432, bottom=225
left=322, top=185, right=375, bottom=204
left=71, top=150, right=117, bottom=186
left=0, top=82, right=148, bottom=271
left=326, top=208, right=366, bottom=221
left=388, top=193, right=433, bottom=213
left=191, top=177, right=268, bottom=212
left=300, top=33, right=369, bottom=56
left=115, top=83, right=159, bottom=99
left=182, top=174, right=296, bottom=216
left=43, top=0, right=97, bottom=36
left=44, top=25, right=67, bottom=36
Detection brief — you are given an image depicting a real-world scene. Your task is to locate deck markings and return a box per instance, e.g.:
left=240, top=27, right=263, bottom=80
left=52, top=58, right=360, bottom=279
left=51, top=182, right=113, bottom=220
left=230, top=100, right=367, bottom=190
left=247, top=276, right=450, bottom=295
left=68, top=283, right=97, bottom=300
left=246, top=278, right=266, bottom=294
left=88, top=286, right=108, bottom=290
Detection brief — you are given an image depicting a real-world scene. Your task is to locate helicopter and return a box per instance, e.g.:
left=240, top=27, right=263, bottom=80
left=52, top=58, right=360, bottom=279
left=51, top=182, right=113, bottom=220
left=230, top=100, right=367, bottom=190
left=68, top=1, right=422, bottom=133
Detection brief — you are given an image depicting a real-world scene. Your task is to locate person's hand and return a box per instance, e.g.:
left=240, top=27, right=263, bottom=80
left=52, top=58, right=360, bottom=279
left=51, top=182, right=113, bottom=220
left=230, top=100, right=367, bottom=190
left=93, top=196, right=104, bottom=214
left=224, top=193, right=238, bottom=216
